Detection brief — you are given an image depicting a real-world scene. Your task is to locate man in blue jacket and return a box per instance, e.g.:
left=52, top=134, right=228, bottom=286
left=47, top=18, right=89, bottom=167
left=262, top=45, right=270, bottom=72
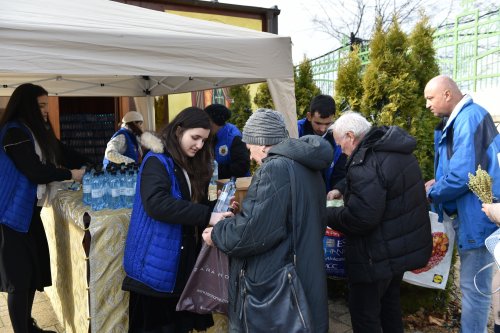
left=297, top=95, right=346, bottom=198
left=424, top=75, right=500, bottom=333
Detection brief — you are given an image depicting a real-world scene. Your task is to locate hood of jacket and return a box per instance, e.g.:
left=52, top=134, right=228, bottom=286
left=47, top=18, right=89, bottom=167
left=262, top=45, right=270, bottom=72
left=359, top=126, right=416, bottom=154
left=267, top=135, right=333, bottom=171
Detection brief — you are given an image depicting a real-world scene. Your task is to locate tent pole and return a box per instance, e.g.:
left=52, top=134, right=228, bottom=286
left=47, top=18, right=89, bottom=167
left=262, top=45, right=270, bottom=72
left=146, top=95, right=155, bottom=131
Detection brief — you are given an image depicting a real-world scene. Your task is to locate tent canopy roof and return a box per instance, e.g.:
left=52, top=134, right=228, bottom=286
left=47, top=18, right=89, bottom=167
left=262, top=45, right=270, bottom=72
left=0, top=0, right=293, bottom=96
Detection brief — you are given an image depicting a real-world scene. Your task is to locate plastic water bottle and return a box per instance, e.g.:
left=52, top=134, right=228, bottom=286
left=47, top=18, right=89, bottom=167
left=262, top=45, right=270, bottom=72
left=91, top=171, right=105, bottom=211
left=213, top=160, right=218, bottom=180
left=119, top=169, right=127, bottom=208
left=124, top=171, right=136, bottom=208
left=132, top=167, right=138, bottom=194
left=82, top=167, right=94, bottom=206
left=102, top=165, right=112, bottom=209
left=108, top=171, right=121, bottom=209
left=214, top=176, right=237, bottom=212
left=208, top=160, right=218, bottom=201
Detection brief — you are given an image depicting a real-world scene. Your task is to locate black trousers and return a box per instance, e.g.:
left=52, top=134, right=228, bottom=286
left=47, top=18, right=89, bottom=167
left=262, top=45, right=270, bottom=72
left=348, top=273, right=404, bottom=333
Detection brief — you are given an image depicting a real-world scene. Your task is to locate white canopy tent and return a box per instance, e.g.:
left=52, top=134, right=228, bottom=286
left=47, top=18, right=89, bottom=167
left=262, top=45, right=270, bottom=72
left=0, top=0, right=297, bottom=136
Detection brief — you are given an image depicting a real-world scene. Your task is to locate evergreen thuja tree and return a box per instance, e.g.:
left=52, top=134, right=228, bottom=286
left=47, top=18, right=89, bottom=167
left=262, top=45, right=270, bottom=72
left=295, top=57, right=321, bottom=119
left=408, top=14, right=441, bottom=180
left=253, top=82, right=275, bottom=109
left=362, top=16, right=420, bottom=130
left=379, top=16, right=420, bottom=130
left=228, top=85, right=252, bottom=130
left=360, top=18, right=388, bottom=123
left=335, top=46, right=364, bottom=112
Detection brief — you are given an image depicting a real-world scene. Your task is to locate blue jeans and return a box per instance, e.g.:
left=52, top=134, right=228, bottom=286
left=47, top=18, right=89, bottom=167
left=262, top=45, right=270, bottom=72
left=457, top=245, right=492, bottom=333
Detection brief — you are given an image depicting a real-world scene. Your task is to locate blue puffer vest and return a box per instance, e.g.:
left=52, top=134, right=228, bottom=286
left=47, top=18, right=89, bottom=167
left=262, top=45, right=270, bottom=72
left=103, top=128, right=139, bottom=167
left=123, top=152, right=183, bottom=292
left=0, top=121, right=37, bottom=233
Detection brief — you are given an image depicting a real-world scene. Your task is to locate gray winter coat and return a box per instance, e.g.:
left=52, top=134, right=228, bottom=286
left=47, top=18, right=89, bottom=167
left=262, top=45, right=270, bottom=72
left=211, top=135, right=332, bottom=333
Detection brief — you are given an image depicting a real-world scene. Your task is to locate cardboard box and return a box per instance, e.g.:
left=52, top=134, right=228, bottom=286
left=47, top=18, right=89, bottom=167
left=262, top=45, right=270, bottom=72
left=216, top=177, right=252, bottom=205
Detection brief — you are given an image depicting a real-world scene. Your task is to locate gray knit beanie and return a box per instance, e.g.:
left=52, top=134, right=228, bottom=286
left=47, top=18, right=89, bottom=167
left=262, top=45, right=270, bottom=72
left=242, top=108, right=289, bottom=145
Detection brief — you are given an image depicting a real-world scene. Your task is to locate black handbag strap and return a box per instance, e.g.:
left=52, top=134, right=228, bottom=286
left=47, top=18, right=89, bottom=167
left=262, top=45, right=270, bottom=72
left=284, top=157, right=298, bottom=264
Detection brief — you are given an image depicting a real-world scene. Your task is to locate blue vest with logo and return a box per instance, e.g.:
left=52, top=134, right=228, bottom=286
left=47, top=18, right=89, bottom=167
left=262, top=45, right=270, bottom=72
left=103, top=128, right=139, bottom=167
left=123, top=152, right=183, bottom=292
left=215, top=123, right=241, bottom=165
left=215, top=123, right=250, bottom=176
left=0, top=121, right=38, bottom=233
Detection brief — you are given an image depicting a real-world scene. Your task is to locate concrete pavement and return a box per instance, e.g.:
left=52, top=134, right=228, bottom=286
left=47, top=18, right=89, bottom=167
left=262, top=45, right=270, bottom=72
left=0, top=291, right=353, bottom=333
left=0, top=291, right=64, bottom=333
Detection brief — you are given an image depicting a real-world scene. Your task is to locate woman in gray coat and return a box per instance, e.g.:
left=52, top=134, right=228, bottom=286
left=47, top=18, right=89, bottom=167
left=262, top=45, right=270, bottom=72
left=203, top=108, right=331, bottom=333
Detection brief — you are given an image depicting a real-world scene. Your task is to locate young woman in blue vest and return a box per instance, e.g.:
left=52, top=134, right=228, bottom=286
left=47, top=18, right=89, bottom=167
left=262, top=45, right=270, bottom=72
left=0, top=83, right=85, bottom=333
left=103, top=111, right=143, bottom=167
left=122, top=107, right=232, bottom=333
left=204, top=104, right=250, bottom=179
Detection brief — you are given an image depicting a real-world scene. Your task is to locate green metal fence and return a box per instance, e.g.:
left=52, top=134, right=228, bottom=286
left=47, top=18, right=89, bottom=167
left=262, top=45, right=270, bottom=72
left=306, top=44, right=370, bottom=96
left=307, top=4, right=499, bottom=94
left=434, top=5, right=500, bottom=91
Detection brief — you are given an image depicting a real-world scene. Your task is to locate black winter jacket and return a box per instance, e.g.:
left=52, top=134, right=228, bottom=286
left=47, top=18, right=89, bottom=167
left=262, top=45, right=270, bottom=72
left=212, top=135, right=332, bottom=333
left=327, top=126, right=432, bottom=284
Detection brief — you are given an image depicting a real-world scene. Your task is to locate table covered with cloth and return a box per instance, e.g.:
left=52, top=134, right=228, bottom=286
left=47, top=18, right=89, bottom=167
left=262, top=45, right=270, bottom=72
left=41, top=190, right=228, bottom=333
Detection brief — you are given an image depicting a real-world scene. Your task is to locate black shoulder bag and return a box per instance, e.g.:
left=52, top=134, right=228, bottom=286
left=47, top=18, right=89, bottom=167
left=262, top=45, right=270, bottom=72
left=239, top=158, right=312, bottom=332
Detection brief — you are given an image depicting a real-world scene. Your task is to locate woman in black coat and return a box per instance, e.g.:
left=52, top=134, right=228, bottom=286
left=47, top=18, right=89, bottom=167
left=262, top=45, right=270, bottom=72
left=0, top=83, right=85, bottom=333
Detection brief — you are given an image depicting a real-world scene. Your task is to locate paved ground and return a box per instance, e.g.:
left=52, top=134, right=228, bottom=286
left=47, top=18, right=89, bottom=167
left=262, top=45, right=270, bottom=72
left=0, top=291, right=64, bottom=333
left=0, top=291, right=353, bottom=333
left=329, top=297, right=354, bottom=333
left=0, top=288, right=489, bottom=333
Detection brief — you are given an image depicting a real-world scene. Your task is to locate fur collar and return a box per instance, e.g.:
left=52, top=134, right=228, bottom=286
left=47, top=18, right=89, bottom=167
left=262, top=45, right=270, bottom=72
left=141, top=131, right=164, bottom=153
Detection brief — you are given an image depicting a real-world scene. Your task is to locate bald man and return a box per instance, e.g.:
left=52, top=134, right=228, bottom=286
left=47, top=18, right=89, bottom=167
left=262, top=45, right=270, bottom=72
left=424, top=75, right=500, bottom=333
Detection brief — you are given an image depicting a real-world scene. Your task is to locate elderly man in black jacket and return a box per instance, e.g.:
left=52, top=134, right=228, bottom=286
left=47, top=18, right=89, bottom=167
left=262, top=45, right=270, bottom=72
left=327, top=111, right=432, bottom=333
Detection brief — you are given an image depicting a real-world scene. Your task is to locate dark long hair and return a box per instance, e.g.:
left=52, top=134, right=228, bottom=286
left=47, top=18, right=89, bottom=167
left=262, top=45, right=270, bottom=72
left=0, top=83, right=62, bottom=164
left=126, top=121, right=143, bottom=137
left=160, top=107, right=213, bottom=202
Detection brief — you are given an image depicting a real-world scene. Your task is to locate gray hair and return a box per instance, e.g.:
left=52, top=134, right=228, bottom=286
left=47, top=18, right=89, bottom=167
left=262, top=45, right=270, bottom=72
left=330, top=111, right=371, bottom=139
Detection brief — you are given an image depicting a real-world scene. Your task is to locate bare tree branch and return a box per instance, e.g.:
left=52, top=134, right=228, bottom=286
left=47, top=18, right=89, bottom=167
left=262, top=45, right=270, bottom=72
left=312, top=0, right=460, bottom=45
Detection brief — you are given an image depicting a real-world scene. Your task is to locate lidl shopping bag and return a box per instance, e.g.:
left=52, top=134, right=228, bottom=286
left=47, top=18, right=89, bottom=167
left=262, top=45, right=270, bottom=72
left=176, top=242, right=229, bottom=314
left=324, top=227, right=346, bottom=279
left=403, top=211, right=454, bottom=290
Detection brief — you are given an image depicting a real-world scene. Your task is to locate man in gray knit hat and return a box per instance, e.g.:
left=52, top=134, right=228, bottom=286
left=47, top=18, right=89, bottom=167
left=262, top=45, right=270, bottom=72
left=203, top=107, right=332, bottom=332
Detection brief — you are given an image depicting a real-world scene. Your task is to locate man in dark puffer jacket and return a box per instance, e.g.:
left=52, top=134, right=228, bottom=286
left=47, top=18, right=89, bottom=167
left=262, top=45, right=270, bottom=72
left=327, top=111, right=432, bottom=333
